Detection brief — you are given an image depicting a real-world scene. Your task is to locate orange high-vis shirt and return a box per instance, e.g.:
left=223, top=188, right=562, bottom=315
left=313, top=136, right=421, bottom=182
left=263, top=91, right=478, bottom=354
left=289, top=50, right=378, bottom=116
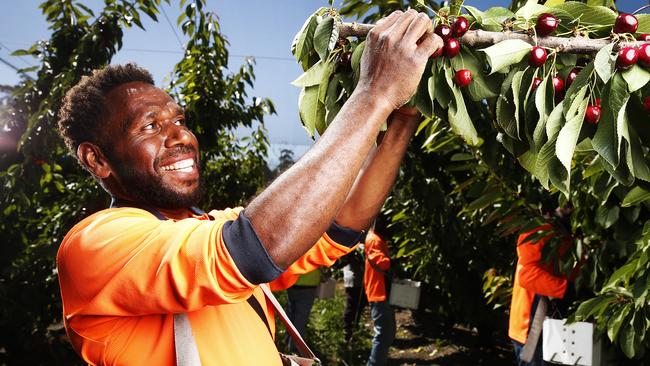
left=508, top=225, right=568, bottom=344
left=364, top=229, right=390, bottom=302
left=57, top=206, right=357, bottom=365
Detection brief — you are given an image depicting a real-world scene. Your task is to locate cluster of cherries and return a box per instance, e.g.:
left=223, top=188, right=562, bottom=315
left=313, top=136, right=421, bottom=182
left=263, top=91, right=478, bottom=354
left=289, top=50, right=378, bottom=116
left=528, top=12, right=650, bottom=125
left=430, top=16, right=473, bottom=87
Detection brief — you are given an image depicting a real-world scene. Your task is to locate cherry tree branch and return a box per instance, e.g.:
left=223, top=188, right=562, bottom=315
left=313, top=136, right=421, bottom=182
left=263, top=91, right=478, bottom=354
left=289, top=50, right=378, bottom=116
left=338, top=22, right=647, bottom=55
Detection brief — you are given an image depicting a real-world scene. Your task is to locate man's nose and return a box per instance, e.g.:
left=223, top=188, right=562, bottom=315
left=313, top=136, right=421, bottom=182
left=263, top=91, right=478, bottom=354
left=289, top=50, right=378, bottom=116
left=163, top=121, right=192, bottom=148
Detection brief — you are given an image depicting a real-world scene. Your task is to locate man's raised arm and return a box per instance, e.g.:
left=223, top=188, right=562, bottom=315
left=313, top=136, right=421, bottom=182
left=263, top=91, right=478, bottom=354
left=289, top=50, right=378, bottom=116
left=245, top=10, right=442, bottom=268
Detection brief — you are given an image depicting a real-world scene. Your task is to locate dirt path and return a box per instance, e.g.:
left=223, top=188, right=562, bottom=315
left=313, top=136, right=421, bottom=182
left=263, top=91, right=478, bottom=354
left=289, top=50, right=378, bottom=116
left=387, top=309, right=512, bottom=366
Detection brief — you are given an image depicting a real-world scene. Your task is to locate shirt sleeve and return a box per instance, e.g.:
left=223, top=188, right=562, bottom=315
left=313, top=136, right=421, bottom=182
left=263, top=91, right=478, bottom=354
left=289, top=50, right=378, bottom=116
left=57, top=207, right=261, bottom=317
left=519, top=263, right=567, bottom=298
left=516, top=227, right=567, bottom=299
left=366, top=239, right=390, bottom=272
left=269, top=222, right=363, bottom=291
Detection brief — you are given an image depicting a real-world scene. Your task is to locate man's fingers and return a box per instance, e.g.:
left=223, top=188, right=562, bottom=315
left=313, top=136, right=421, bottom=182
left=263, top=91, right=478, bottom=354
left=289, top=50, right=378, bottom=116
left=403, top=13, right=433, bottom=46
left=372, top=10, right=403, bottom=34
left=415, top=32, right=443, bottom=60
left=386, top=9, right=418, bottom=41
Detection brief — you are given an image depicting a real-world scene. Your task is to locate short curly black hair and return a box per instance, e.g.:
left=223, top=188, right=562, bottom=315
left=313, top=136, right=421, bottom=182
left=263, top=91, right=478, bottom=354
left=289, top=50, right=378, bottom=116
left=57, top=63, right=154, bottom=159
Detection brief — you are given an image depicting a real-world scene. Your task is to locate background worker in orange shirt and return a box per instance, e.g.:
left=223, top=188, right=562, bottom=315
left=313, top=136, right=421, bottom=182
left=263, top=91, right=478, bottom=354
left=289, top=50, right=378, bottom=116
left=509, top=207, right=577, bottom=366
left=55, top=10, right=442, bottom=365
left=364, top=214, right=395, bottom=366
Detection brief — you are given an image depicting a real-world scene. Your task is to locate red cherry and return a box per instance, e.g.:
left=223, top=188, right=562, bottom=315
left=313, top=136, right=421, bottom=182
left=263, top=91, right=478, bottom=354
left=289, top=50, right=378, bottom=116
left=454, top=69, right=472, bottom=87
left=552, top=75, right=564, bottom=93
left=340, top=52, right=352, bottom=68
left=444, top=38, right=461, bottom=58
left=435, top=24, right=453, bottom=41
left=614, top=13, right=638, bottom=34
left=617, top=47, right=639, bottom=69
left=566, top=68, right=580, bottom=88
left=644, top=96, right=650, bottom=114
left=452, top=17, right=469, bottom=38
left=529, top=46, right=548, bottom=67
left=535, top=13, right=559, bottom=37
left=584, top=105, right=601, bottom=125
left=638, top=34, right=650, bottom=42
left=430, top=46, right=443, bottom=58
left=531, top=77, right=543, bottom=91
left=638, top=44, right=650, bottom=68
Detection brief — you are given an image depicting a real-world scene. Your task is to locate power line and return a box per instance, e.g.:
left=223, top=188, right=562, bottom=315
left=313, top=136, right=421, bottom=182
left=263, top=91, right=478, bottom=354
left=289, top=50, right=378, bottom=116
left=0, top=41, right=296, bottom=62
left=160, top=6, right=184, bottom=50
left=0, top=56, right=34, bottom=80
left=0, top=42, right=36, bottom=68
left=122, top=47, right=294, bottom=61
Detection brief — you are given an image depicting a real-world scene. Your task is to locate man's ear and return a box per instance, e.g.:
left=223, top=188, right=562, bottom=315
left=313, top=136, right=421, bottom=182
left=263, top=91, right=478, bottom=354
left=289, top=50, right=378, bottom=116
left=77, top=142, right=112, bottom=179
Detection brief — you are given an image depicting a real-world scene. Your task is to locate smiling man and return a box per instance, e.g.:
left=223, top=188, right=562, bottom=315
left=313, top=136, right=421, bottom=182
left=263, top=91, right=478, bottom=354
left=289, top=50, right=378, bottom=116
left=56, top=10, right=441, bottom=366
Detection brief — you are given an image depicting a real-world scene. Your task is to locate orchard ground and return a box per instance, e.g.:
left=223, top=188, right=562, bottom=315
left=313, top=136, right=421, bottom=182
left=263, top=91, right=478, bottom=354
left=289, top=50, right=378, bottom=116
left=276, top=283, right=512, bottom=366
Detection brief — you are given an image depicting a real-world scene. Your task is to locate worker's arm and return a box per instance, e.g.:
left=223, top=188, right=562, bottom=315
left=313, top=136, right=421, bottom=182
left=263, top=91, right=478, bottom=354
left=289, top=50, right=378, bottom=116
left=519, top=262, right=567, bottom=299
left=334, top=107, right=420, bottom=231
left=243, top=10, right=442, bottom=269
left=366, top=239, right=391, bottom=272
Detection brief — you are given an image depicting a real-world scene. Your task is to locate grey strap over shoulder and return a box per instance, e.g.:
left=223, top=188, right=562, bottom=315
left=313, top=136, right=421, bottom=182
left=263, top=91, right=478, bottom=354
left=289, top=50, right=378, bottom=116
left=174, top=313, right=202, bottom=366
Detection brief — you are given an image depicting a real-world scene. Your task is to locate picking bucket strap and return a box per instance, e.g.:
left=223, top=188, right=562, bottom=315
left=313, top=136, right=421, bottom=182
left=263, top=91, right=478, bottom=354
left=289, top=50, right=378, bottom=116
left=260, top=284, right=320, bottom=362
left=173, top=313, right=202, bottom=366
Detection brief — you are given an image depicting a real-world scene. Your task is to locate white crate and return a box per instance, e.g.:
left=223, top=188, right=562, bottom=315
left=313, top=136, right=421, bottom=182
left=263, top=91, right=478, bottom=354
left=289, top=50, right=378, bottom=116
left=543, top=318, right=602, bottom=366
left=316, top=278, right=336, bottom=299
left=389, top=278, right=421, bottom=310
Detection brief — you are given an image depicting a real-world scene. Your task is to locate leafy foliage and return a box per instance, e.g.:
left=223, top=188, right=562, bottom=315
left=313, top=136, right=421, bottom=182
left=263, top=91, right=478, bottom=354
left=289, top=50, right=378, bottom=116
left=0, top=0, right=272, bottom=363
left=293, top=0, right=650, bottom=361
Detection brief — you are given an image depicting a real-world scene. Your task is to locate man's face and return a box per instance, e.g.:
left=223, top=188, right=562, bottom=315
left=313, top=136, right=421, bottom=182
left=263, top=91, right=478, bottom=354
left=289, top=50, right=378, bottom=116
left=102, top=81, right=203, bottom=209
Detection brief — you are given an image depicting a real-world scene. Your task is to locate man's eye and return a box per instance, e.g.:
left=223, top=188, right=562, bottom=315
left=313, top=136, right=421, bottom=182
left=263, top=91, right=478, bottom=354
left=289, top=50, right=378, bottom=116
left=143, top=122, right=156, bottom=130
left=174, top=119, right=185, bottom=126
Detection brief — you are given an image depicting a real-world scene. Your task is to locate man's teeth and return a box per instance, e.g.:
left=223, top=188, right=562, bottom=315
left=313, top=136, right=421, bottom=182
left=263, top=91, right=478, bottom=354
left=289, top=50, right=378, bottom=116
left=161, top=158, right=194, bottom=172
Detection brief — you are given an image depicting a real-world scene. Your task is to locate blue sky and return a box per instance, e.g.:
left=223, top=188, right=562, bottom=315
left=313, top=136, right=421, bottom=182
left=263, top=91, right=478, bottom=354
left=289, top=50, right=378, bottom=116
left=0, top=0, right=647, bottom=153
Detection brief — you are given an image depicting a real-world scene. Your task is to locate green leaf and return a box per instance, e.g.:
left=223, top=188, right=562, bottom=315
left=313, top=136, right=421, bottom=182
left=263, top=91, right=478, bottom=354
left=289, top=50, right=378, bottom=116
left=594, top=43, right=615, bottom=83
left=573, top=295, right=612, bottom=321
left=515, top=2, right=549, bottom=21
left=445, top=68, right=481, bottom=146
left=450, top=0, right=463, bottom=16
left=291, top=60, right=326, bottom=87
left=562, top=62, right=594, bottom=115
left=313, top=16, right=339, bottom=61
left=556, top=86, right=588, bottom=173
left=607, top=303, right=631, bottom=342
left=298, top=86, right=325, bottom=137
left=593, top=74, right=628, bottom=168
left=466, top=191, right=503, bottom=211
left=325, top=74, right=343, bottom=125
left=414, top=68, right=434, bottom=118
left=351, top=41, right=365, bottom=85
left=496, top=69, right=519, bottom=138
left=623, top=123, right=650, bottom=182
left=622, top=186, right=650, bottom=207
left=478, top=7, right=515, bottom=31
left=554, top=2, right=617, bottom=28
left=434, top=64, right=452, bottom=108
left=620, top=322, right=636, bottom=358
left=637, top=14, right=650, bottom=34
left=318, top=61, right=337, bottom=103
left=481, top=40, right=533, bottom=75
left=621, top=65, right=650, bottom=93
left=450, top=49, right=499, bottom=101
left=463, top=5, right=484, bottom=23
left=595, top=204, right=619, bottom=229
left=291, top=13, right=320, bottom=63
left=533, top=74, right=554, bottom=149
left=544, top=0, right=565, bottom=6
